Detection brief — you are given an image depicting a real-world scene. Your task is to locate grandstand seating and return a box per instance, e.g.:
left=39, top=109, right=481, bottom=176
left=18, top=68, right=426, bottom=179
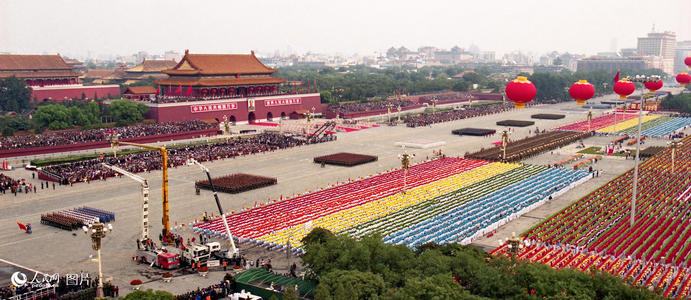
left=640, top=117, right=691, bottom=137
left=193, top=157, right=591, bottom=252
left=556, top=113, right=637, bottom=132
left=492, top=135, right=691, bottom=297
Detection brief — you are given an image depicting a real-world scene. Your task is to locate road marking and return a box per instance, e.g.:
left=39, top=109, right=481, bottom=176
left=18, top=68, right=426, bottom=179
left=0, top=258, right=47, bottom=276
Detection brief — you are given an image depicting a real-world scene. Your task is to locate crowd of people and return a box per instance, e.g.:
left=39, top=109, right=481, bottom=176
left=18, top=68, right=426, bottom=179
left=41, top=133, right=319, bottom=184
left=0, top=120, right=216, bottom=151
left=329, top=99, right=417, bottom=114
left=0, top=173, right=37, bottom=195
left=0, top=274, right=117, bottom=300
left=404, top=103, right=513, bottom=127
left=175, top=275, right=234, bottom=300
left=418, top=92, right=473, bottom=103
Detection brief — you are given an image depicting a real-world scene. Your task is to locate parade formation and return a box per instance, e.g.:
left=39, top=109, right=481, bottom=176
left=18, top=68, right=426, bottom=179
left=2, top=7, right=691, bottom=298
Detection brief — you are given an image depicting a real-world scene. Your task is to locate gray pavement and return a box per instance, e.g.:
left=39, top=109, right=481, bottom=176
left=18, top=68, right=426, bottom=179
left=0, top=91, right=686, bottom=296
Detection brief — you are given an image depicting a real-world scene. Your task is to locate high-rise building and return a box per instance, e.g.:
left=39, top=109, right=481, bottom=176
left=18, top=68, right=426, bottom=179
left=637, top=30, right=676, bottom=74
left=674, top=40, right=691, bottom=73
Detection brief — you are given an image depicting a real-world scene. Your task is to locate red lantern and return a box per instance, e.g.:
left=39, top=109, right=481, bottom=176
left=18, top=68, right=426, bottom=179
left=685, top=56, right=691, bottom=68
left=505, top=76, right=536, bottom=109
left=569, top=80, right=595, bottom=106
left=644, top=79, right=663, bottom=94
left=677, top=72, right=691, bottom=87
left=613, top=79, right=635, bottom=100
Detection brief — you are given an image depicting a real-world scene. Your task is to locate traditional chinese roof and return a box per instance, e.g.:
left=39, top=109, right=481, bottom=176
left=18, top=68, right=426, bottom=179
left=154, top=76, right=284, bottom=87
left=82, top=69, right=125, bottom=80
left=0, top=71, right=78, bottom=78
left=123, top=86, right=157, bottom=95
left=0, top=54, right=75, bottom=71
left=163, top=50, right=276, bottom=76
left=126, top=59, right=178, bottom=73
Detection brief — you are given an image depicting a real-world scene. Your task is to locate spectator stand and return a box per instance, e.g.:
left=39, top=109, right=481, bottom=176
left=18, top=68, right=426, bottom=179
left=313, top=153, right=378, bottom=167
left=36, top=133, right=320, bottom=185
left=195, top=174, right=277, bottom=194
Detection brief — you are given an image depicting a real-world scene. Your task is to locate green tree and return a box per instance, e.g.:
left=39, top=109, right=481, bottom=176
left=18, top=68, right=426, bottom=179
left=108, top=99, right=149, bottom=126
left=283, top=286, right=298, bottom=300
left=122, top=289, right=175, bottom=300
left=33, top=104, right=72, bottom=130
left=0, top=76, right=31, bottom=111
left=320, top=91, right=333, bottom=103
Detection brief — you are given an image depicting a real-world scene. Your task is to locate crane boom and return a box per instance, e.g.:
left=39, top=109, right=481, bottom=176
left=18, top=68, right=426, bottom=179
left=187, top=158, right=238, bottom=257
left=101, top=163, right=150, bottom=242
left=108, top=134, right=170, bottom=237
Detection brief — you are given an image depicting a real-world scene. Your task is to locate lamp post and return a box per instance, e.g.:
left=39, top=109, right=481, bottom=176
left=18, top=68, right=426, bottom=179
left=398, top=147, right=413, bottom=194
left=501, top=130, right=510, bottom=161
left=386, top=103, right=393, bottom=124
left=83, top=222, right=113, bottom=298
left=587, top=110, right=593, bottom=133
left=627, top=74, right=661, bottom=226
left=397, top=105, right=402, bottom=123
left=498, top=232, right=530, bottom=261
left=431, top=97, right=438, bottom=114
left=669, top=140, right=683, bottom=174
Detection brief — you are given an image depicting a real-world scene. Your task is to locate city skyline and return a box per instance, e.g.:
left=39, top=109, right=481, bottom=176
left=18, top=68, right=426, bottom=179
left=1, top=0, right=690, bottom=59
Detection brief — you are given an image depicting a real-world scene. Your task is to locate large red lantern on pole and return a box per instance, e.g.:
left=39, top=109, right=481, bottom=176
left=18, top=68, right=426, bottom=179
left=644, top=79, right=663, bottom=94
left=613, top=78, right=635, bottom=100
left=677, top=72, right=691, bottom=87
left=505, top=76, right=536, bottom=109
left=685, top=56, right=691, bottom=69
left=569, top=80, right=595, bottom=106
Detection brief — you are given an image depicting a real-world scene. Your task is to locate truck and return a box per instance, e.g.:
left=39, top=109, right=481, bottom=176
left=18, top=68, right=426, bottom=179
left=180, top=242, right=222, bottom=265
left=139, top=250, right=180, bottom=270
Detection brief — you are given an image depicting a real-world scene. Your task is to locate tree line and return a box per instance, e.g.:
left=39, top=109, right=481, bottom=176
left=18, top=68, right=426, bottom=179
left=276, top=65, right=666, bottom=105
left=661, top=92, right=691, bottom=113
left=0, top=99, right=148, bottom=136
left=300, top=228, right=660, bottom=299
left=275, top=65, right=502, bottom=104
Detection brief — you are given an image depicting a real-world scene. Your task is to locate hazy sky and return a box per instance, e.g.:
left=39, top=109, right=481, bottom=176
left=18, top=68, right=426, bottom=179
left=1, top=0, right=690, bottom=58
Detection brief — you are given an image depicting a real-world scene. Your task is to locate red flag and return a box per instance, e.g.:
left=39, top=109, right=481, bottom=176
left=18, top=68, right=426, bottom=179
left=175, top=85, right=182, bottom=94
left=186, top=86, right=192, bottom=96
left=155, top=86, right=160, bottom=96
left=613, top=71, right=620, bottom=83
left=17, top=222, right=26, bottom=231
left=167, top=85, right=172, bottom=94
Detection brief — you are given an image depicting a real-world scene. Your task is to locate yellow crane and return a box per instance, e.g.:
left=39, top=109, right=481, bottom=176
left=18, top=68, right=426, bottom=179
left=108, top=134, right=171, bottom=237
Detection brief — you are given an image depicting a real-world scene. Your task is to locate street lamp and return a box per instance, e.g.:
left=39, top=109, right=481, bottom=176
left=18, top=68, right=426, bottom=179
left=386, top=103, right=393, bottom=124
left=498, top=232, right=530, bottom=261
left=501, top=130, right=510, bottom=161
left=398, top=147, right=414, bottom=194
left=431, top=97, right=438, bottom=114
left=397, top=105, right=402, bottom=123
left=669, top=140, right=683, bottom=174
left=83, top=222, right=113, bottom=298
left=627, top=74, right=661, bottom=226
